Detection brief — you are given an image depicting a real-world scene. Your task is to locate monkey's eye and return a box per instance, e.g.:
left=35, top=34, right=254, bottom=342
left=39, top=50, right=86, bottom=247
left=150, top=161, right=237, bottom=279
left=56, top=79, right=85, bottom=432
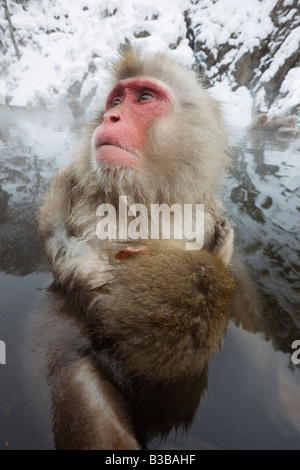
left=137, top=92, right=154, bottom=103
left=111, top=97, right=122, bottom=107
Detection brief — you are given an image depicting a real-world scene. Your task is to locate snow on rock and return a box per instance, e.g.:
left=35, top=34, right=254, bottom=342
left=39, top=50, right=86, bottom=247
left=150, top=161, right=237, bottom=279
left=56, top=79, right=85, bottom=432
left=0, top=0, right=192, bottom=110
left=275, top=66, right=300, bottom=115
left=0, top=0, right=299, bottom=123
left=209, top=80, right=253, bottom=129
left=188, top=0, right=300, bottom=117
left=0, top=80, right=6, bottom=105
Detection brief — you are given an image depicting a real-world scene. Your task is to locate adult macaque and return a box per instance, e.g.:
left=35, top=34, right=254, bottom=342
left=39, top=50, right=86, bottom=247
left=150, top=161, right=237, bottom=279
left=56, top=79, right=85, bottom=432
left=249, top=113, right=269, bottom=129
left=38, top=47, right=234, bottom=449
left=249, top=113, right=299, bottom=137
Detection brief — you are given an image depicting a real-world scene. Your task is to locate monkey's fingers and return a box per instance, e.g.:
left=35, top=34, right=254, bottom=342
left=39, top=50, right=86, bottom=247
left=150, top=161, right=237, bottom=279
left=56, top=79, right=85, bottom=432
left=212, top=219, right=234, bottom=266
left=214, top=219, right=230, bottom=248
left=115, top=246, right=149, bottom=260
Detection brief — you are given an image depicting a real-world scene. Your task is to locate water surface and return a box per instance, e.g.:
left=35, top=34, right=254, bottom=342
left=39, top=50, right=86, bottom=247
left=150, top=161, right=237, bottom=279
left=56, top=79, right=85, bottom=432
left=0, top=108, right=299, bottom=450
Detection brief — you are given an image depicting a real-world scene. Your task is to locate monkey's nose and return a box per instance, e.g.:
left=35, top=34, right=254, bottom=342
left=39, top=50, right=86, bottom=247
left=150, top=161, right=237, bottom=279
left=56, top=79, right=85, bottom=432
left=105, top=112, right=120, bottom=124
left=110, top=115, right=120, bottom=123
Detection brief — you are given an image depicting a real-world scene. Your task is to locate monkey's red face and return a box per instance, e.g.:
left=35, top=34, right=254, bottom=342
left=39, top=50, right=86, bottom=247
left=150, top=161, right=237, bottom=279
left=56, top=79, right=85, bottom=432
left=93, top=77, right=174, bottom=168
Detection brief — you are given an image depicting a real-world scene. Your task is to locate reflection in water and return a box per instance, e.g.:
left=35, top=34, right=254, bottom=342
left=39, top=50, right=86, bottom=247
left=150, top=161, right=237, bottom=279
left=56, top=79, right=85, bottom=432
left=225, top=130, right=300, bottom=354
left=0, top=108, right=299, bottom=449
left=0, top=108, right=75, bottom=276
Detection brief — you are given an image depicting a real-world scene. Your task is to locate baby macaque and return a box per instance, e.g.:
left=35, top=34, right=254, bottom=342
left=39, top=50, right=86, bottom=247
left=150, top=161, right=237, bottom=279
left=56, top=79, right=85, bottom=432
left=81, top=218, right=235, bottom=444
left=88, top=219, right=235, bottom=385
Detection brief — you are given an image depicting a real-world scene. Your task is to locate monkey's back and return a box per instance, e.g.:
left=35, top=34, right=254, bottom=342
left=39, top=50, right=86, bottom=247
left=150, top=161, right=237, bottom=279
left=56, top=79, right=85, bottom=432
left=89, top=242, right=235, bottom=384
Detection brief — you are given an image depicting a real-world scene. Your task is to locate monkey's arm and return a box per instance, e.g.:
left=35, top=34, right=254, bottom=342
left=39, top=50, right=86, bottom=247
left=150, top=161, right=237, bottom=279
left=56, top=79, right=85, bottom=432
left=52, top=355, right=141, bottom=450
left=39, top=165, right=113, bottom=291
left=41, top=292, right=141, bottom=450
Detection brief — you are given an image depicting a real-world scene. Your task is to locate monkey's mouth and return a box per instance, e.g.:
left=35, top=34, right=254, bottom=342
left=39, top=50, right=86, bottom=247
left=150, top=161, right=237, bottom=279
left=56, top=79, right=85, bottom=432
left=95, top=140, right=140, bottom=168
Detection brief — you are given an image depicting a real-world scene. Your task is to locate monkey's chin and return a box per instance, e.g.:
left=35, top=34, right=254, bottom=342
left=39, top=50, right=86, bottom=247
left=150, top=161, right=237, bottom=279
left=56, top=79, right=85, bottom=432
left=96, top=145, right=139, bottom=168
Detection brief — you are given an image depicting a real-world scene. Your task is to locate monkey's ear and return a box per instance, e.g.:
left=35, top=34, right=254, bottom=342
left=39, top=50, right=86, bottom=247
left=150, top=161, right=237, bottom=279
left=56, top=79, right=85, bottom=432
left=115, top=246, right=149, bottom=260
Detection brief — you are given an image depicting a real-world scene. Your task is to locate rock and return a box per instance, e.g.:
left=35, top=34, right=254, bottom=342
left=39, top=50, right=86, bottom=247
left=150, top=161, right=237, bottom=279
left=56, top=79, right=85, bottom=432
left=190, top=0, right=300, bottom=111
left=67, top=98, right=85, bottom=119
left=0, top=185, right=10, bottom=220
left=0, top=80, right=6, bottom=105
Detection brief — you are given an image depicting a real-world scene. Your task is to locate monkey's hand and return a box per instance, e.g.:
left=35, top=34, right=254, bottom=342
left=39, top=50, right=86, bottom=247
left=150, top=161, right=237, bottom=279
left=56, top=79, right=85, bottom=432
left=114, top=246, right=149, bottom=260
left=212, top=219, right=234, bottom=266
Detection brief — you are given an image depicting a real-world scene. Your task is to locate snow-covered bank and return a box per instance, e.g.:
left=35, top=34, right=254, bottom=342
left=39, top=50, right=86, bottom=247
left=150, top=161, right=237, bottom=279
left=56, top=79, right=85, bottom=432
left=0, top=0, right=299, bottom=124
left=188, top=0, right=300, bottom=118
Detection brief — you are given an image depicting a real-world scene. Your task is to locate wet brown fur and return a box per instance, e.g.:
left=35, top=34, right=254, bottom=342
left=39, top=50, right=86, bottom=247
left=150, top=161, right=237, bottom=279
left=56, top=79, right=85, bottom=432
left=88, top=241, right=235, bottom=385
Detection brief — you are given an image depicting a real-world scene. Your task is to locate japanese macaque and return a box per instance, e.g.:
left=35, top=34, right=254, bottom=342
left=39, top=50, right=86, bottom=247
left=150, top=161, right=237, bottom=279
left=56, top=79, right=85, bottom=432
left=249, top=113, right=299, bottom=137
left=38, top=47, right=235, bottom=450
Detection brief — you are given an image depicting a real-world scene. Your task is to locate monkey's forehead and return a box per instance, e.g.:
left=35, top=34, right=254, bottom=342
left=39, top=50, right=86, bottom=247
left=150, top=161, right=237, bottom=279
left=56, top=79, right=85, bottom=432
left=106, top=77, right=175, bottom=107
